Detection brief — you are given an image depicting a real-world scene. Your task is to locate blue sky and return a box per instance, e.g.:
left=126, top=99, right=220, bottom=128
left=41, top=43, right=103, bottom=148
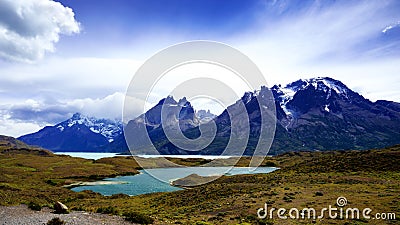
left=54, top=0, right=266, bottom=57
left=0, top=0, right=399, bottom=136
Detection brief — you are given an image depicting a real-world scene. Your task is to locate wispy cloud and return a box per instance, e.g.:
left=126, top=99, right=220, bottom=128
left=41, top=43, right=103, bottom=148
left=4, top=92, right=124, bottom=123
left=0, top=57, right=140, bottom=101
left=0, top=57, right=143, bottom=136
left=382, top=21, right=400, bottom=33
left=234, top=0, right=400, bottom=101
left=0, top=0, right=399, bottom=137
left=0, top=112, right=44, bottom=138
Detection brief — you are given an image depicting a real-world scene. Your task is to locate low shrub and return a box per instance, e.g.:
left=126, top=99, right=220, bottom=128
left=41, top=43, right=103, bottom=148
left=27, top=202, right=42, bottom=211
left=315, top=191, right=324, bottom=196
left=96, top=206, right=118, bottom=215
left=195, top=221, right=212, bottom=225
left=46, top=179, right=57, bottom=186
left=47, top=217, right=65, bottom=225
left=123, top=211, right=154, bottom=224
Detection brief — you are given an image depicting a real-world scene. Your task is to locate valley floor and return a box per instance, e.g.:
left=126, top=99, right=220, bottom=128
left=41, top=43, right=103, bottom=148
left=0, top=145, right=399, bottom=224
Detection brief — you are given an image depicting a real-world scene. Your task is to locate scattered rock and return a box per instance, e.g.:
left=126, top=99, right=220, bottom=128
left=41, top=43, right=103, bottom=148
left=54, top=201, right=68, bottom=214
left=0, top=204, right=132, bottom=224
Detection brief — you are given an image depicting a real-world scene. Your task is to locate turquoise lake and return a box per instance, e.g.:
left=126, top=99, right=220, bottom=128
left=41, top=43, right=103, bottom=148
left=55, top=152, right=233, bottom=160
left=71, top=167, right=277, bottom=196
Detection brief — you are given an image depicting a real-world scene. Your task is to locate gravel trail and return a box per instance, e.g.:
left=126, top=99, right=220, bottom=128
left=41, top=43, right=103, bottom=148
left=0, top=205, right=135, bottom=225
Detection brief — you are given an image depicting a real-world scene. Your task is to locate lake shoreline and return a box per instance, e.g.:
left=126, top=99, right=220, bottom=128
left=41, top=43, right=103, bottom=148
left=56, top=151, right=247, bottom=160
left=2, top=144, right=399, bottom=224
left=63, top=180, right=128, bottom=189
left=70, top=167, right=278, bottom=196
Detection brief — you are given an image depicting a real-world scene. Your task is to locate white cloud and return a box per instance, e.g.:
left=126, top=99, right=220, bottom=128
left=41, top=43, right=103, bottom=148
left=0, top=57, right=142, bottom=102
left=145, top=62, right=253, bottom=113
left=0, top=115, right=45, bottom=138
left=234, top=0, right=400, bottom=102
left=0, top=56, right=144, bottom=136
left=382, top=21, right=400, bottom=33
left=0, top=0, right=80, bottom=62
left=0, top=92, right=129, bottom=137
left=1, top=0, right=400, bottom=137
left=66, top=92, right=125, bottom=120
left=8, top=92, right=126, bottom=122
left=0, top=107, right=48, bottom=137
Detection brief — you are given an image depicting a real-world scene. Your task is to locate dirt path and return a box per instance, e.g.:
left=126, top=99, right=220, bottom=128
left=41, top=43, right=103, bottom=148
left=0, top=205, right=134, bottom=225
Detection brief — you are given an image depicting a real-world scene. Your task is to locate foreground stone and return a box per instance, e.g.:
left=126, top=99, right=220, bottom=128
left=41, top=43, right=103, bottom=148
left=54, top=201, right=69, bottom=214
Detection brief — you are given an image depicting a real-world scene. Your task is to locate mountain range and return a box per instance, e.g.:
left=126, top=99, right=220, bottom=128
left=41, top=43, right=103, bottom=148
left=18, top=77, right=400, bottom=155
left=270, top=77, right=400, bottom=154
left=19, top=113, right=122, bottom=152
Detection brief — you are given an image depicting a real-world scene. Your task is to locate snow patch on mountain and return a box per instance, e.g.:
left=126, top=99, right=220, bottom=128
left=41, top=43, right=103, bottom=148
left=57, top=125, right=64, bottom=132
left=242, top=92, right=254, bottom=104
left=324, top=104, right=330, bottom=112
left=273, top=77, right=350, bottom=116
left=59, top=113, right=122, bottom=142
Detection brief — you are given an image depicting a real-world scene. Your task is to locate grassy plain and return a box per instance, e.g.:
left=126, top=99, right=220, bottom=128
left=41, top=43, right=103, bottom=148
left=0, top=141, right=399, bottom=224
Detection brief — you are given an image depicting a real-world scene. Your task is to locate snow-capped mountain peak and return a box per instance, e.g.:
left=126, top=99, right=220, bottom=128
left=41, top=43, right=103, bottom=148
left=309, top=77, right=349, bottom=96
left=272, top=77, right=352, bottom=116
left=269, top=77, right=359, bottom=130
left=280, top=77, right=349, bottom=98
left=58, top=113, right=122, bottom=142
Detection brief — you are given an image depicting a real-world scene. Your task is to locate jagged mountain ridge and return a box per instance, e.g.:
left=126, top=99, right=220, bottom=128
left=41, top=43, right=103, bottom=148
left=196, top=109, right=216, bottom=123
left=57, top=113, right=122, bottom=142
left=272, top=77, right=363, bottom=128
left=135, top=77, right=400, bottom=155
left=267, top=77, right=400, bottom=153
left=18, top=77, right=400, bottom=154
left=109, top=96, right=200, bottom=153
left=18, top=113, right=122, bottom=152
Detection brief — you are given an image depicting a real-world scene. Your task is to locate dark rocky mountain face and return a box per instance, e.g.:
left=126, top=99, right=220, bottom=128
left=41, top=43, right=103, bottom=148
left=112, top=96, right=201, bottom=154
left=17, top=77, right=400, bottom=155
left=196, top=109, right=216, bottom=123
left=142, top=77, right=400, bottom=155
left=18, top=113, right=122, bottom=152
left=269, top=77, right=400, bottom=154
left=130, top=96, right=199, bottom=131
left=375, top=100, right=400, bottom=112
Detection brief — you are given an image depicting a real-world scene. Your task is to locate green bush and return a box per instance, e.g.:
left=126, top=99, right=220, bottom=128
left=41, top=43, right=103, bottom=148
left=47, top=217, right=65, bottom=225
left=194, top=221, right=212, bottom=225
left=123, top=211, right=154, bottom=224
left=27, top=202, right=42, bottom=211
left=283, top=195, right=293, bottom=202
left=315, top=191, right=324, bottom=196
left=46, top=179, right=57, bottom=186
left=263, top=161, right=277, bottom=167
left=217, top=212, right=227, bottom=217
left=71, top=206, right=85, bottom=211
left=257, top=219, right=274, bottom=225
left=96, top=206, right=118, bottom=215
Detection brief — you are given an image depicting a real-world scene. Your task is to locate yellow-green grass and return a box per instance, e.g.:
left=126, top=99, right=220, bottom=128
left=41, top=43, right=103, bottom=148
left=0, top=150, right=139, bottom=206
left=0, top=145, right=399, bottom=224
